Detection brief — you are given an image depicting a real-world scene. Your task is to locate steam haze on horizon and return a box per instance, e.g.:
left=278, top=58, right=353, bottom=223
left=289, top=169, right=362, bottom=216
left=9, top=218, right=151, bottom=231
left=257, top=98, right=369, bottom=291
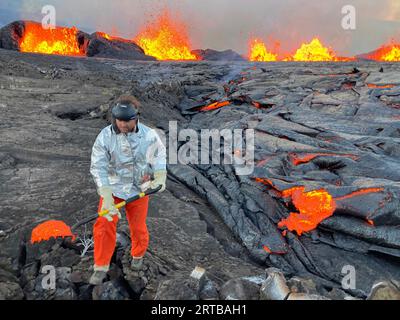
left=1, top=0, right=400, bottom=56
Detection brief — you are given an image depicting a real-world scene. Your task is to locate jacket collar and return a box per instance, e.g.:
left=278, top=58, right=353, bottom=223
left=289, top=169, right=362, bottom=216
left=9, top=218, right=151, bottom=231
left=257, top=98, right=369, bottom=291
left=111, top=119, right=140, bottom=135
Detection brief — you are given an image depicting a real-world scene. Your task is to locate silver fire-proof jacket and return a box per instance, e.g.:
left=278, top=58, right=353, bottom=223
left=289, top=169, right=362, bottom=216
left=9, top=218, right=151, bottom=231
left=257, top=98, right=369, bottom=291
left=90, top=121, right=166, bottom=200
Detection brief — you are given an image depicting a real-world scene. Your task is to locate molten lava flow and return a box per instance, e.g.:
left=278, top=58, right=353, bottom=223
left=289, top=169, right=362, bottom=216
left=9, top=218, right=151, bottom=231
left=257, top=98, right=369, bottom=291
left=263, top=245, right=272, bottom=254
left=247, top=37, right=353, bottom=62
left=97, top=32, right=132, bottom=44
left=289, top=152, right=359, bottom=166
left=200, top=101, right=230, bottom=111
left=253, top=177, right=288, bottom=198
left=255, top=178, right=384, bottom=235
left=369, top=42, right=400, bottom=61
left=254, top=177, right=274, bottom=186
left=335, top=188, right=384, bottom=201
left=255, top=178, right=336, bottom=234
left=249, top=39, right=277, bottom=62
left=263, top=245, right=286, bottom=255
left=278, top=187, right=336, bottom=236
left=135, top=10, right=197, bottom=60
left=31, top=220, right=75, bottom=244
left=291, top=38, right=339, bottom=62
left=382, top=46, right=400, bottom=61
left=20, top=22, right=84, bottom=56
left=367, top=83, right=396, bottom=89
left=98, top=32, right=113, bottom=41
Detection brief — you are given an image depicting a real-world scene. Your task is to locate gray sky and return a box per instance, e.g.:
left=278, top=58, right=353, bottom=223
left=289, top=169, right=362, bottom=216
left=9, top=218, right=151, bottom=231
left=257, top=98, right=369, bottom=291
left=1, top=0, right=400, bottom=56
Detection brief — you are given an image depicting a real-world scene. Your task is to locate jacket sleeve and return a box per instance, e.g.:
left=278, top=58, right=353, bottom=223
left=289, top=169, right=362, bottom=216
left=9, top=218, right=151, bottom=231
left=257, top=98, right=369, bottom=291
left=148, top=130, right=167, bottom=173
left=90, top=130, right=111, bottom=189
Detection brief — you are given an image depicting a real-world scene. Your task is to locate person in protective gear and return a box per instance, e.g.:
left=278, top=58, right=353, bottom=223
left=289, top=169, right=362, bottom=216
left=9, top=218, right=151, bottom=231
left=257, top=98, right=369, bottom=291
left=89, top=95, right=167, bottom=285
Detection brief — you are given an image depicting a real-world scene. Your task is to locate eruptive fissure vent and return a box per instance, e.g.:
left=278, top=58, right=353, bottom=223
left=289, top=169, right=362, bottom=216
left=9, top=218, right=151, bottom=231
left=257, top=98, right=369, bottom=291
left=367, top=42, right=400, bottom=61
left=135, top=10, right=198, bottom=60
left=20, top=22, right=84, bottom=56
left=249, top=37, right=354, bottom=62
left=249, top=38, right=277, bottom=62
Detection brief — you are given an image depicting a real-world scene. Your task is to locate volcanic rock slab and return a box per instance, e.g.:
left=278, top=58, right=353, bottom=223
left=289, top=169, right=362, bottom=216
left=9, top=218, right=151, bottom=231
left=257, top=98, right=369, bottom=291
left=192, top=49, right=246, bottom=61
left=0, top=21, right=24, bottom=50
left=86, top=32, right=156, bottom=61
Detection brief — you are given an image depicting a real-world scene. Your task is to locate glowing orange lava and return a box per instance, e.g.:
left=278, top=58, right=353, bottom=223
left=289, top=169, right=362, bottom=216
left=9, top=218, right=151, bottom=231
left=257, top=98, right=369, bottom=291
left=368, top=42, right=400, bottom=61
left=135, top=9, right=197, bottom=60
left=289, top=152, right=359, bottom=166
left=247, top=37, right=353, bottom=62
left=200, top=101, right=230, bottom=111
left=335, top=188, right=384, bottom=201
left=263, top=245, right=273, bottom=254
left=97, top=32, right=113, bottom=41
left=278, top=187, right=336, bottom=235
left=20, top=22, right=84, bottom=56
left=31, top=220, right=75, bottom=244
left=262, top=245, right=286, bottom=255
left=254, top=177, right=274, bottom=186
left=254, top=177, right=384, bottom=236
left=291, top=38, right=344, bottom=62
left=248, top=38, right=278, bottom=62
left=367, top=83, right=396, bottom=89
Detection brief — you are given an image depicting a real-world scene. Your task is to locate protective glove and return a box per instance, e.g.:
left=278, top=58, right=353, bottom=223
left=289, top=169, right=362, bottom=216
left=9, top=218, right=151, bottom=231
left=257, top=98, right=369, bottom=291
left=98, top=186, right=121, bottom=222
left=149, top=170, right=167, bottom=193
left=140, top=180, right=151, bottom=193
left=139, top=173, right=152, bottom=193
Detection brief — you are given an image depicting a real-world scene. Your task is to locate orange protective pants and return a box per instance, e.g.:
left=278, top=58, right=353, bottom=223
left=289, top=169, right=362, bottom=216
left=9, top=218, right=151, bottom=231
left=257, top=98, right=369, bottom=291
left=93, top=195, right=150, bottom=269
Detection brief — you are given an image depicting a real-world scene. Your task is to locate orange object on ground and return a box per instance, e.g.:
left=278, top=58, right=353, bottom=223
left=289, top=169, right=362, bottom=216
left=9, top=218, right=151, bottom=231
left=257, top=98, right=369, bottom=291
left=31, top=220, right=75, bottom=244
left=93, top=195, right=150, bottom=269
